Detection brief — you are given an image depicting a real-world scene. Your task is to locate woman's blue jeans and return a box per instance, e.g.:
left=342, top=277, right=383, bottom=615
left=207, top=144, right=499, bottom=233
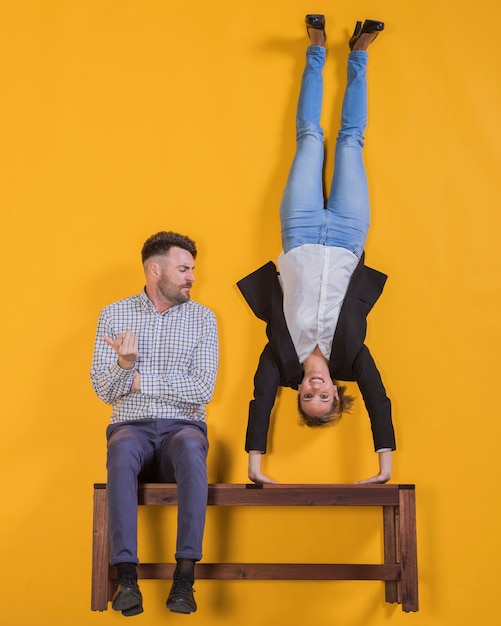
left=280, top=47, right=370, bottom=258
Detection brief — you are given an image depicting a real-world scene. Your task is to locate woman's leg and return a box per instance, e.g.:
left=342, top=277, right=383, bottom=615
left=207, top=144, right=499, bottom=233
left=325, top=51, right=370, bottom=258
left=280, top=45, right=327, bottom=254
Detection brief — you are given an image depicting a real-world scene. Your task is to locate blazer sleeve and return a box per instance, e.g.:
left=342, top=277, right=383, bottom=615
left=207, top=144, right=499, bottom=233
left=245, top=342, right=281, bottom=453
left=352, top=345, right=396, bottom=452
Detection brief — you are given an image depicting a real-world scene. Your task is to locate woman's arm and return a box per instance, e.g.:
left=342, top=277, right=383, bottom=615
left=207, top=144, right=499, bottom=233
left=352, top=344, right=395, bottom=451
left=352, top=345, right=395, bottom=483
left=245, top=343, right=282, bottom=453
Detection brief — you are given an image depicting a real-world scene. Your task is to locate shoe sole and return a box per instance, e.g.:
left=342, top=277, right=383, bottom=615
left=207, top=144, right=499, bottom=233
left=122, top=603, right=144, bottom=617
left=166, top=600, right=197, bottom=614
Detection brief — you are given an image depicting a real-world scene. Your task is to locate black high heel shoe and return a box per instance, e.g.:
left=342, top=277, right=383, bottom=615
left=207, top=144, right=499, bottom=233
left=349, top=19, right=384, bottom=50
left=305, top=14, right=326, bottom=43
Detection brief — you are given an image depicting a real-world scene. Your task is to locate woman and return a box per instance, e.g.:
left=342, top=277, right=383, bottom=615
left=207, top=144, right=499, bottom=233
left=237, top=15, right=395, bottom=484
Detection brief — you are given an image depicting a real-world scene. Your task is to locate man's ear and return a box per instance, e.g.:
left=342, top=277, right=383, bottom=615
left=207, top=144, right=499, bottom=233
left=147, top=260, right=160, bottom=278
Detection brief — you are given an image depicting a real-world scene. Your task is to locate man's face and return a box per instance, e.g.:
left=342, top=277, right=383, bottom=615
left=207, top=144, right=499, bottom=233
left=156, top=246, right=195, bottom=306
left=297, top=373, right=339, bottom=418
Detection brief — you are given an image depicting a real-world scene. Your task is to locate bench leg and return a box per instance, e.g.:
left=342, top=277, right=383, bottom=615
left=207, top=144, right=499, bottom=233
left=383, top=505, right=400, bottom=604
left=398, top=488, right=419, bottom=612
left=91, top=486, right=110, bottom=611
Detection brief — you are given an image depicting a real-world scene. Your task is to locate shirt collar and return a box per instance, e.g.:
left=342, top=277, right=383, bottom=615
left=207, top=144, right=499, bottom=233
left=139, top=287, right=162, bottom=313
left=139, top=287, right=189, bottom=315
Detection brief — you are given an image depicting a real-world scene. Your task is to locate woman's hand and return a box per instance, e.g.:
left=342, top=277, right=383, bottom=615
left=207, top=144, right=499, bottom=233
left=248, top=451, right=277, bottom=484
left=355, top=450, right=392, bottom=484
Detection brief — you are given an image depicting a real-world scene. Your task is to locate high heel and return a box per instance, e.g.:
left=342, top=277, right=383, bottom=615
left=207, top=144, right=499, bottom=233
left=305, top=14, right=326, bottom=43
left=349, top=19, right=384, bottom=51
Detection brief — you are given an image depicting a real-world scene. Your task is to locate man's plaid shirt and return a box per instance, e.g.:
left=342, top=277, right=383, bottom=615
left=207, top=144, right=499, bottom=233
left=91, top=289, right=218, bottom=423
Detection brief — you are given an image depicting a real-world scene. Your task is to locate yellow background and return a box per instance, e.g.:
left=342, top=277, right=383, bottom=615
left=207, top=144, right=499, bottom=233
left=1, top=0, right=500, bottom=624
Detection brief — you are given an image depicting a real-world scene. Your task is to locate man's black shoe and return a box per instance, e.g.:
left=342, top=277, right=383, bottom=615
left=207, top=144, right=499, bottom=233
left=122, top=601, right=144, bottom=617
left=111, top=575, right=143, bottom=613
left=166, top=579, right=197, bottom=613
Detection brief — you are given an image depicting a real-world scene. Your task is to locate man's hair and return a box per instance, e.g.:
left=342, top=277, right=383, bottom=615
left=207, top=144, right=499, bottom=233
left=297, top=385, right=355, bottom=428
left=141, top=231, right=197, bottom=264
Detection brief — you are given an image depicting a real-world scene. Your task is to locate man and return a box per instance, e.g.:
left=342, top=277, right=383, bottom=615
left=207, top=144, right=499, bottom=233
left=91, top=231, right=218, bottom=616
left=237, top=16, right=395, bottom=485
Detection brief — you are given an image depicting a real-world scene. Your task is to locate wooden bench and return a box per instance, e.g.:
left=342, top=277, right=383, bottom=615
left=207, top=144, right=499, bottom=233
left=91, top=483, right=418, bottom=613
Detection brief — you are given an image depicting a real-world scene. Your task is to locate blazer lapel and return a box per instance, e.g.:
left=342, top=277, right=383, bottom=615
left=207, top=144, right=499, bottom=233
left=238, top=261, right=303, bottom=386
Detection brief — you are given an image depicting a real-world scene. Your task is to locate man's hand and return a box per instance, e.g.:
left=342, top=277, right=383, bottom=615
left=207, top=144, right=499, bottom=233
left=248, top=450, right=277, bottom=484
left=104, top=330, right=139, bottom=370
left=131, top=373, right=141, bottom=392
left=355, top=449, right=392, bottom=484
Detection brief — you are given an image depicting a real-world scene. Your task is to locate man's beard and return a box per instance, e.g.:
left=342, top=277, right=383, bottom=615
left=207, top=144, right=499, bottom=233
left=158, top=279, right=192, bottom=306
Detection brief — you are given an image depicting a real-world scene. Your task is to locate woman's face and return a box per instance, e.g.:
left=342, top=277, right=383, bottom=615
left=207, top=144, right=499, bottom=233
left=298, top=374, right=339, bottom=418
